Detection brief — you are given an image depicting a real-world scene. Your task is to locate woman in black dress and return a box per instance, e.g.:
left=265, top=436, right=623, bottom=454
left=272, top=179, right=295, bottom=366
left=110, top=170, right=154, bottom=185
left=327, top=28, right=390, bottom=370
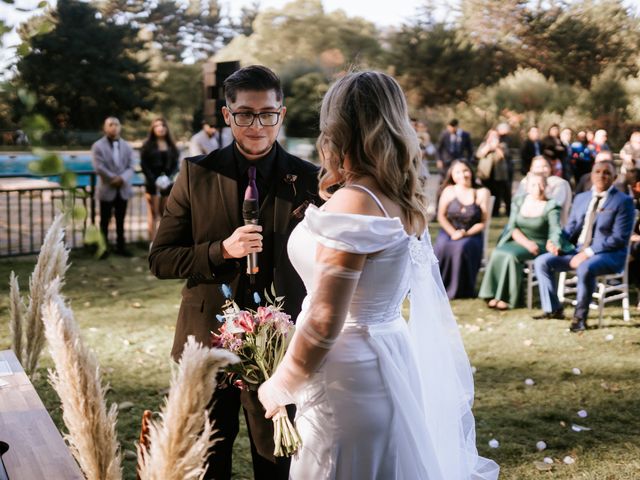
left=140, top=117, right=179, bottom=242
left=433, top=160, right=490, bottom=299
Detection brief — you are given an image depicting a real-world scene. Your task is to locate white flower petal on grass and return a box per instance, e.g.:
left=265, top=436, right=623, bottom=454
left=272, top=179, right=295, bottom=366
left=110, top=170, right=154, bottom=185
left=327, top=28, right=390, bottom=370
left=543, top=457, right=554, bottom=464
left=536, top=441, right=547, bottom=451
left=604, top=334, right=614, bottom=341
left=563, top=456, right=575, bottom=465
left=523, top=339, right=533, bottom=347
left=525, top=378, right=535, bottom=386
left=577, top=410, right=588, bottom=418
left=488, top=439, right=500, bottom=448
left=571, top=424, right=592, bottom=432
left=471, top=366, right=477, bottom=374
left=572, top=367, right=582, bottom=375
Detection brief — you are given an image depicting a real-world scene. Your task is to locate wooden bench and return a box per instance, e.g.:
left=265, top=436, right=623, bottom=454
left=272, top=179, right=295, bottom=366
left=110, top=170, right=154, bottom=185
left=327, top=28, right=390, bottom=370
left=0, top=350, right=83, bottom=479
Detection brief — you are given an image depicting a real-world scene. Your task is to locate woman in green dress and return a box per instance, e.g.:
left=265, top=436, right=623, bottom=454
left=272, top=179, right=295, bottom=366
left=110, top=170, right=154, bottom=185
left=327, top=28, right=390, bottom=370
left=479, top=174, right=573, bottom=309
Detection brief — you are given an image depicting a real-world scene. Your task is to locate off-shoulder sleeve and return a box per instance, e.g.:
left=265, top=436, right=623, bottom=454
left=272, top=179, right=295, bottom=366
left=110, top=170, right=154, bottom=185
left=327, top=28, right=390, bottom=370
left=304, top=205, right=407, bottom=254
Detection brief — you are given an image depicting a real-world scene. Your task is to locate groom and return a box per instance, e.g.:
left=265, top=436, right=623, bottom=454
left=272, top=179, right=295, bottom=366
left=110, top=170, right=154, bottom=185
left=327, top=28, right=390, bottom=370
left=149, top=65, right=319, bottom=479
left=533, top=160, right=634, bottom=331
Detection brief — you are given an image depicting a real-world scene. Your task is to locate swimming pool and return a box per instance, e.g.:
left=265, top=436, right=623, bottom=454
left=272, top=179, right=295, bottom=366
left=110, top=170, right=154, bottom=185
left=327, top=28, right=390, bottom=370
left=0, top=152, right=144, bottom=187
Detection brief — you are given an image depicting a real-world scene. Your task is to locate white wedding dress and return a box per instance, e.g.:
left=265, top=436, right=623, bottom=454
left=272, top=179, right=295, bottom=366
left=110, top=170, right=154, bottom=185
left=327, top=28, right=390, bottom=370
left=285, top=185, right=500, bottom=479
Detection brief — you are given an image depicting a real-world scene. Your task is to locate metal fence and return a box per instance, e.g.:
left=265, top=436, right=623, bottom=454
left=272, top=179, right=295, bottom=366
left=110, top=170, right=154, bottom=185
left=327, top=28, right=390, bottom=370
left=0, top=171, right=148, bottom=257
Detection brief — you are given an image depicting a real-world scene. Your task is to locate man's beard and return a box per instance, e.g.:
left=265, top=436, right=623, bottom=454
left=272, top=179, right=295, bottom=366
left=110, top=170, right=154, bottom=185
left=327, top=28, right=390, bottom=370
left=236, top=139, right=274, bottom=158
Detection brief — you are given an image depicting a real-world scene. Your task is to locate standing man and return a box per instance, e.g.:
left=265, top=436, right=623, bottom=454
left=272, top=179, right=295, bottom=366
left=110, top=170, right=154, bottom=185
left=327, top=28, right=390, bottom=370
left=189, top=117, right=220, bottom=156
left=533, top=161, right=634, bottom=331
left=149, top=65, right=319, bottom=480
left=520, top=126, right=542, bottom=175
left=91, top=116, right=135, bottom=257
left=436, top=118, right=473, bottom=171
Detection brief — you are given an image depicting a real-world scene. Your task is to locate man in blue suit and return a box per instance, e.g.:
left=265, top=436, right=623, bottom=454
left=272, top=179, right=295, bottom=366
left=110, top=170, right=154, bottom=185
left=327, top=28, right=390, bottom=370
left=533, top=161, right=635, bottom=331
left=437, top=118, right=473, bottom=170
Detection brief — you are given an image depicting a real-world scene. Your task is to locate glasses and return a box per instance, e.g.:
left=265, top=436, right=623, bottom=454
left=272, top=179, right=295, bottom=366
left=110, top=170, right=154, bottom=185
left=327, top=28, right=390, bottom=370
left=227, top=108, right=282, bottom=127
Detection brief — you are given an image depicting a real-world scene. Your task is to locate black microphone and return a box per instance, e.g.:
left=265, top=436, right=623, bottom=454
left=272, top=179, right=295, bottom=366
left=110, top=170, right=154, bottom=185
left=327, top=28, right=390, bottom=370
left=242, top=198, right=259, bottom=282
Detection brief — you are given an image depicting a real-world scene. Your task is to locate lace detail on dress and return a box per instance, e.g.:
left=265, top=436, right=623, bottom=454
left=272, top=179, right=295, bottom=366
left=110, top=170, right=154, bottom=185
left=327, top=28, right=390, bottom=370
left=409, top=236, right=438, bottom=267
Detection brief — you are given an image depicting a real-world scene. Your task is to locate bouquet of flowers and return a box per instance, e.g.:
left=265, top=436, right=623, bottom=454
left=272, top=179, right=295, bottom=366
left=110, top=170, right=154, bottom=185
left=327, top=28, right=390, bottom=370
left=211, top=285, right=302, bottom=457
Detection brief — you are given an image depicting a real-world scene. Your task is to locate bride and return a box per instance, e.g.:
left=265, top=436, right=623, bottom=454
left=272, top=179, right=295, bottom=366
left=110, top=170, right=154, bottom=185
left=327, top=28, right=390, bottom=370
left=258, top=71, right=499, bottom=479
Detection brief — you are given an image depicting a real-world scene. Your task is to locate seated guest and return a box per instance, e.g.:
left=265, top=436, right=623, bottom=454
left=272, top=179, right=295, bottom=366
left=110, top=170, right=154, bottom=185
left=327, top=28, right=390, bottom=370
left=620, top=131, right=640, bottom=167
left=533, top=161, right=635, bottom=331
left=516, top=156, right=572, bottom=224
left=570, top=130, right=594, bottom=184
left=479, top=175, right=571, bottom=309
left=614, top=158, right=639, bottom=198
left=574, top=151, right=613, bottom=194
left=434, top=160, right=490, bottom=299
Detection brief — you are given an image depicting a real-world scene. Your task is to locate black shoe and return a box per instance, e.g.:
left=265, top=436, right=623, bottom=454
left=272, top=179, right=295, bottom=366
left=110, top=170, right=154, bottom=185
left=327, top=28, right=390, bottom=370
left=569, top=318, right=587, bottom=332
left=115, top=248, right=133, bottom=257
left=532, top=310, right=565, bottom=320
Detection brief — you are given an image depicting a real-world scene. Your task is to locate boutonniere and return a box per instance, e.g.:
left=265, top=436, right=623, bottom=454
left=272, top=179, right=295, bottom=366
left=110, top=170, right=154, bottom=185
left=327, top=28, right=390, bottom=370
left=284, top=174, right=298, bottom=196
left=291, top=200, right=311, bottom=220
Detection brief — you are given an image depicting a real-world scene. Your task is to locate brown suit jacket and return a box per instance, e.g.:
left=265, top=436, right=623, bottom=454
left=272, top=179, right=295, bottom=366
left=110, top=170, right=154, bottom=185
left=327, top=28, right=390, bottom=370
left=149, top=142, right=320, bottom=360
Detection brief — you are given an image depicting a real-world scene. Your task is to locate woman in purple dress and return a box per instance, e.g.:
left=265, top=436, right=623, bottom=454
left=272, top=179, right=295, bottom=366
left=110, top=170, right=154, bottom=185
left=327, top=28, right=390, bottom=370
left=434, top=160, right=490, bottom=298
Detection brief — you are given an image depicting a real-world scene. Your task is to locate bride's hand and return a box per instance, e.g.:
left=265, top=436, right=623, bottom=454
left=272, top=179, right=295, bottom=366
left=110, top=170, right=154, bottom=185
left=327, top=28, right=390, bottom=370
left=258, top=378, right=282, bottom=419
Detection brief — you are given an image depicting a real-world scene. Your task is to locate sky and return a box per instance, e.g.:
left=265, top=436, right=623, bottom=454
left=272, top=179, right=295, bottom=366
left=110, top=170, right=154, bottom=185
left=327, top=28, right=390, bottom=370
left=0, top=0, right=432, bottom=77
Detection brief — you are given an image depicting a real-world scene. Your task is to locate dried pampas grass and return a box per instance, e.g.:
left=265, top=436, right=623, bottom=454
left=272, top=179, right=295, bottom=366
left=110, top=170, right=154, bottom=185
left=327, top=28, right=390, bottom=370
left=25, top=214, right=69, bottom=375
left=42, top=278, right=122, bottom=480
left=137, top=337, right=238, bottom=480
left=9, top=271, right=25, bottom=364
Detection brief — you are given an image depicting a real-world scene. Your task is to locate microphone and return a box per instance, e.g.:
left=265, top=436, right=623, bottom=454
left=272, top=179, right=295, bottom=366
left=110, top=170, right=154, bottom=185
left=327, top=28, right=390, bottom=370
left=243, top=166, right=259, bottom=283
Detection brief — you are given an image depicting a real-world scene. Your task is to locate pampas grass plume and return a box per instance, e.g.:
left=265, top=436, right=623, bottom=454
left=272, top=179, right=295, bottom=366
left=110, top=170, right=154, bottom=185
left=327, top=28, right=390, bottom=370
left=42, top=278, right=122, bottom=480
left=137, top=337, right=238, bottom=480
left=9, top=271, right=25, bottom=364
left=25, top=214, right=69, bottom=375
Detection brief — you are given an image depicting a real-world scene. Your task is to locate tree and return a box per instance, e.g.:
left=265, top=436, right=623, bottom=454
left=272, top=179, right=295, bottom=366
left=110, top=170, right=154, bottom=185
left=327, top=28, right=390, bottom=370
left=215, top=0, right=381, bottom=69
left=15, top=0, right=153, bottom=131
left=388, top=20, right=516, bottom=107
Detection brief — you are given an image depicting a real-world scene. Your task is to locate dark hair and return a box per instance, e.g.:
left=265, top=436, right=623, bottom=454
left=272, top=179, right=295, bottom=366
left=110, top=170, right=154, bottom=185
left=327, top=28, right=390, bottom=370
left=448, top=118, right=459, bottom=127
left=141, top=117, right=178, bottom=156
left=224, top=65, right=283, bottom=104
left=440, top=160, right=479, bottom=193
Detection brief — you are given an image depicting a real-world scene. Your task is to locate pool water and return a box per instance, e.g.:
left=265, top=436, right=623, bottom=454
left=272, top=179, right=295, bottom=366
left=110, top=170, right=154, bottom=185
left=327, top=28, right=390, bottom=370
left=0, top=153, right=144, bottom=187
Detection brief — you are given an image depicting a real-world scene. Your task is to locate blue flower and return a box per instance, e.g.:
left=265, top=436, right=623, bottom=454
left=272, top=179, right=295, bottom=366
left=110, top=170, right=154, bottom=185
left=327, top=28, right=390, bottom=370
left=221, top=284, right=232, bottom=299
left=253, top=292, right=261, bottom=304
left=216, top=314, right=226, bottom=323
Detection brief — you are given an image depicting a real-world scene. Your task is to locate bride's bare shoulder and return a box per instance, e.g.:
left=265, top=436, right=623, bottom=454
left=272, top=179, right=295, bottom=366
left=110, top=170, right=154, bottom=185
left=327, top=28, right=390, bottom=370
left=322, top=187, right=384, bottom=217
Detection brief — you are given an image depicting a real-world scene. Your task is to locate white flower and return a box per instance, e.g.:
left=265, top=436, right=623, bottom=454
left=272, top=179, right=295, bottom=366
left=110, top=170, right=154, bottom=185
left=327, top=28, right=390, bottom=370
left=536, top=441, right=547, bottom=451
left=525, top=378, right=535, bottom=386
left=604, top=334, right=614, bottom=341
left=488, top=439, right=499, bottom=448
left=572, top=367, right=582, bottom=375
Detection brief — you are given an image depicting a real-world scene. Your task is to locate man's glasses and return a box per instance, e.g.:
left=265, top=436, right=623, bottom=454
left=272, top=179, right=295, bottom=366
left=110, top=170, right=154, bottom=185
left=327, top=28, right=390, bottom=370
left=227, top=108, right=282, bottom=127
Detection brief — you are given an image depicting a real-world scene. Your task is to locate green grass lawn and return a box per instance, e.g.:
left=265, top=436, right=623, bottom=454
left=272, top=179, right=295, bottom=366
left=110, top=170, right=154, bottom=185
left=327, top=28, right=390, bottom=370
left=1, top=221, right=639, bottom=479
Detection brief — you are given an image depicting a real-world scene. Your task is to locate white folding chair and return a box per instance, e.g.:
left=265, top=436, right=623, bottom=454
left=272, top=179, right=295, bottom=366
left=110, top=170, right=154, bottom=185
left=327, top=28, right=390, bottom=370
left=480, top=196, right=496, bottom=271
left=524, top=259, right=538, bottom=309
left=557, top=243, right=634, bottom=327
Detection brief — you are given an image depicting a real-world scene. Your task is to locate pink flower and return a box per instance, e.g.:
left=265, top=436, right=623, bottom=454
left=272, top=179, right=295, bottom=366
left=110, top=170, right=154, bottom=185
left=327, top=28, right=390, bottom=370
left=236, top=311, right=255, bottom=333
left=234, top=379, right=247, bottom=391
left=256, top=306, right=273, bottom=324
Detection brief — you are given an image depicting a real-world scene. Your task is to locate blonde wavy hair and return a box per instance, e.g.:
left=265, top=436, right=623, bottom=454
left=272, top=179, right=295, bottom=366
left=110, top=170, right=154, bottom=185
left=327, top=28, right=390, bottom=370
left=317, top=71, right=428, bottom=234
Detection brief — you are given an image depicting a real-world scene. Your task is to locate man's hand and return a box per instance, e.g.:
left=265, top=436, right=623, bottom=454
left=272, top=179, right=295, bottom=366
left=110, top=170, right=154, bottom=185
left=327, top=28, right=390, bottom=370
left=222, top=225, right=263, bottom=259
left=570, top=251, right=589, bottom=269
left=110, top=176, right=124, bottom=188
left=546, top=240, right=559, bottom=256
